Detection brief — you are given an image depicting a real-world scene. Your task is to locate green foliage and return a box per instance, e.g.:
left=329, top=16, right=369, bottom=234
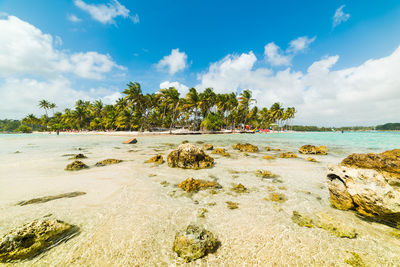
left=0, top=119, right=21, bottom=132
left=376, top=123, right=400, bottom=130
left=201, top=113, right=224, bottom=131
left=14, top=125, right=32, bottom=133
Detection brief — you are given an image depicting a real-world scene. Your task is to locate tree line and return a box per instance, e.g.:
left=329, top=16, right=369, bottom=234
left=19, top=82, right=296, bottom=132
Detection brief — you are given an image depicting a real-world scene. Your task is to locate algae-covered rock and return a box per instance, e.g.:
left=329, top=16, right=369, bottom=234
left=256, top=170, right=275, bottom=178
left=232, top=143, right=259, bottom=152
left=17, top=192, right=86, bottom=206
left=202, top=143, right=214, bottom=151
left=197, top=208, right=208, bottom=218
left=178, top=178, right=221, bottom=192
left=315, top=212, right=357, bottom=238
left=173, top=224, right=218, bottom=262
left=212, top=148, right=230, bottom=157
left=265, top=146, right=271, bottom=151
left=145, top=155, right=164, bottom=164
left=167, top=143, right=214, bottom=169
left=232, top=183, right=247, bottom=193
left=226, top=201, right=239, bottom=209
left=268, top=193, right=287, bottom=203
left=0, top=219, right=79, bottom=262
left=181, top=140, right=189, bottom=144
left=291, top=211, right=314, bottom=228
left=344, top=252, right=366, bottom=267
left=95, top=159, right=123, bottom=167
left=306, top=157, right=318, bottom=162
left=196, top=141, right=204, bottom=144
left=69, top=153, right=87, bottom=160
left=299, top=145, right=327, bottom=155
left=65, top=160, right=88, bottom=171
left=263, top=155, right=275, bottom=160
left=279, top=152, right=298, bottom=158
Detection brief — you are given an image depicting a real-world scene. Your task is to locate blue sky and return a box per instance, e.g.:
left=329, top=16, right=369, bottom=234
left=1, top=0, right=400, bottom=125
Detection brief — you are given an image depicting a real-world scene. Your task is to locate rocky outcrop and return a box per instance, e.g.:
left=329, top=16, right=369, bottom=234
left=167, top=143, right=214, bottom=169
left=95, top=159, right=123, bottom=167
left=327, top=149, right=400, bottom=227
left=299, top=145, right=327, bottom=155
left=178, top=178, right=221, bottom=192
left=212, top=148, right=230, bottom=157
left=65, top=160, right=88, bottom=171
left=279, top=152, right=298, bottom=158
left=202, top=144, right=213, bottom=150
left=232, top=143, right=259, bottom=152
left=173, top=224, right=218, bottom=262
left=0, top=219, right=78, bottom=262
left=145, top=155, right=164, bottom=164
left=122, top=138, right=137, bottom=144
left=17, top=192, right=86, bottom=206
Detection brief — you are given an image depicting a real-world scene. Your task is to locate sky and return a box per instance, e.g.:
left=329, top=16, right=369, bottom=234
left=1, top=0, right=400, bottom=126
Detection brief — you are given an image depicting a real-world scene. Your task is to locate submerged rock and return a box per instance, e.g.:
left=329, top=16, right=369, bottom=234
left=211, top=148, right=230, bottom=157
left=173, top=224, right=218, bottom=262
left=181, top=140, right=189, bottom=144
left=232, top=183, right=247, bottom=193
left=167, top=143, right=214, bottom=169
left=69, top=153, right=87, bottom=160
left=195, top=141, right=204, bottom=144
left=95, top=159, right=123, bottom=167
left=267, top=193, right=287, bottom=203
left=65, top=160, right=88, bottom=171
left=344, top=252, right=366, bottom=267
left=291, top=211, right=314, bottom=228
left=122, top=138, right=137, bottom=144
left=145, top=155, right=164, bottom=164
left=226, top=201, right=239, bottom=209
left=202, top=143, right=214, bottom=151
left=265, top=146, right=271, bottom=151
left=17, top=192, right=86, bottom=206
left=256, top=170, right=275, bottom=178
left=232, top=143, right=259, bottom=152
left=279, top=152, right=298, bottom=158
left=263, top=155, right=275, bottom=160
left=0, top=219, right=79, bottom=262
left=306, top=157, right=318, bottom=162
left=299, top=145, right=327, bottom=155
left=178, top=178, right=221, bottom=192
left=327, top=150, right=400, bottom=227
left=315, top=212, right=357, bottom=238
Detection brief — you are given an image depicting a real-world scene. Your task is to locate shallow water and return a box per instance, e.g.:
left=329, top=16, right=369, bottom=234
left=0, top=132, right=400, bottom=266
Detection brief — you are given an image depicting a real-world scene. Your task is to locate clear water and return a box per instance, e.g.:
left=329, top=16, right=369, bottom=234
left=0, top=132, right=399, bottom=266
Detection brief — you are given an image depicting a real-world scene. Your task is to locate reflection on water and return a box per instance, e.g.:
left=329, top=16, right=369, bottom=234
left=0, top=132, right=399, bottom=265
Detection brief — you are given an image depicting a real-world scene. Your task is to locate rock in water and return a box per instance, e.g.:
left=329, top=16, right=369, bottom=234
left=327, top=149, right=400, bottom=227
left=202, top=143, right=214, bottom=150
left=279, top=152, right=298, bottom=158
left=95, top=159, right=123, bottom=167
left=69, top=153, right=87, bottom=160
left=211, top=148, right=230, bottom=157
left=65, top=160, right=88, bottom=171
left=145, top=155, right=164, bottom=164
left=291, top=211, right=314, bottom=228
left=167, top=143, right=214, bottom=169
left=299, top=145, right=327, bottom=155
left=173, top=224, right=218, bottom=262
left=0, top=219, right=78, bottom=262
left=178, top=178, right=221, bottom=192
left=122, top=138, right=137, bottom=144
left=232, top=143, right=259, bottom=152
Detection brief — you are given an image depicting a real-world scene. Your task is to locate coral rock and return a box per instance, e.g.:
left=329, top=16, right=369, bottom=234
left=232, top=143, right=259, bottom=152
left=211, top=148, right=230, bottom=157
left=65, top=160, right=88, bottom=171
left=95, top=159, right=123, bottom=167
left=279, top=152, right=298, bottom=158
left=69, top=153, right=87, bottom=160
left=145, top=155, right=164, bottom=164
left=263, top=155, right=275, bottom=160
left=226, top=201, right=239, bottom=209
left=173, top=224, right=218, bottom=262
left=299, top=145, right=327, bottom=155
left=167, top=143, right=214, bottom=169
left=178, top=178, right=221, bottom=192
left=202, top=143, right=214, bottom=150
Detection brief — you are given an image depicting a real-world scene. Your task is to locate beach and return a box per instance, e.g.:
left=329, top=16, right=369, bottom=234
left=1, top=132, right=400, bottom=266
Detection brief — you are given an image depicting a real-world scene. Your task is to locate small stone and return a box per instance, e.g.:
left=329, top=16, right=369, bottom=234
left=95, top=159, right=123, bottom=167
left=268, top=193, right=287, bottom=203
left=306, top=157, right=318, bottom=162
left=279, top=152, right=298, bottom=158
left=122, top=138, right=137, bottom=144
left=256, top=170, right=275, bottom=178
left=202, top=143, right=214, bottom=150
left=69, top=153, right=87, bottom=160
left=173, top=224, right=218, bottom=262
left=232, top=183, right=247, bottom=193
left=232, top=143, right=259, bottom=152
left=266, top=186, right=276, bottom=192
left=212, top=148, right=230, bottom=157
left=145, top=155, right=164, bottom=164
left=178, top=178, right=221, bottom=193
left=65, top=160, right=88, bottom=171
left=291, top=211, right=314, bottom=228
left=226, top=201, right=239, bottom=209
left=263, top=155, right=275, bottom=160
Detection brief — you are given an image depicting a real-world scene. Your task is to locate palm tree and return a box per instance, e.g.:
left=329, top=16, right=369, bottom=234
left=238, top=89, right=255, bottom=129
left=48, top=103, right=57, bottom=116
left=198, top=88, right=216, bottom=119
left=270, top=102, right=284, bottom=129
left=38, top=100, right=50, bottom=116
left=184, top=88, right=200, bottom=129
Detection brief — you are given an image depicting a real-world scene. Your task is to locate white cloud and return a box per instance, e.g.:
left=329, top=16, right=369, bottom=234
left=160, top=81, right=189, bottom=96
left=288, top=36, right=316, bottom=53
left=333, top=5, right=350, bottom=28
left=74, top=0, right=139, bottom=24
left=67, top=14, right=82, bottom=22
left=157, top=48, right=188, bottom=75
left=197, top=46, right=400, bottom=126
left=264, top=42, right=291, bottom=66
left=0, top=15, right=123, bottom=79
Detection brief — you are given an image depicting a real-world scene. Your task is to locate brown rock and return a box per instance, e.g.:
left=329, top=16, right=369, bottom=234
left=178, top=178, right=221, bottom=192
left=299, top=145, right=327, bottom=155
left=232, top=143, right=259, bottom=152
left=167, top=143, right=214, bottom=169
left=122, top=138, right=137, bottom=144
left=145, top=155, right=164, bottom=164
left=202, top=143, right=214, bottom=150
left=279, top=152, right=298, bottom=158
left=212, top=148, right=230, bottom=157
left=65, top=160, right=88, bottom=171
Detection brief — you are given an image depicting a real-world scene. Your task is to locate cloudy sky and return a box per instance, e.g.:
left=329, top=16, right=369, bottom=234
left=1, top=0, right=400, bottom=126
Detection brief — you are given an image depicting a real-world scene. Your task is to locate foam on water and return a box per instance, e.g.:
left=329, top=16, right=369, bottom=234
left=0, top=132, right=400, bottom=265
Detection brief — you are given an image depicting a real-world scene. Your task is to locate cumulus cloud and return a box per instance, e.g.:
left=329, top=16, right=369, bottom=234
left=197, top=46, right=400, bottom=126
left=157, top=49, right=188, bottom=75
left=67, top=14, right=82, bottom=22
left=74, top=0, right=139, bottom=24
left=160, top=81, right=189, bottom=96
left=333, top=5, right=350, bottom=28
left=0, top=15, right=123, bottom=79
left=265, top=36, right=315, bottom=66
